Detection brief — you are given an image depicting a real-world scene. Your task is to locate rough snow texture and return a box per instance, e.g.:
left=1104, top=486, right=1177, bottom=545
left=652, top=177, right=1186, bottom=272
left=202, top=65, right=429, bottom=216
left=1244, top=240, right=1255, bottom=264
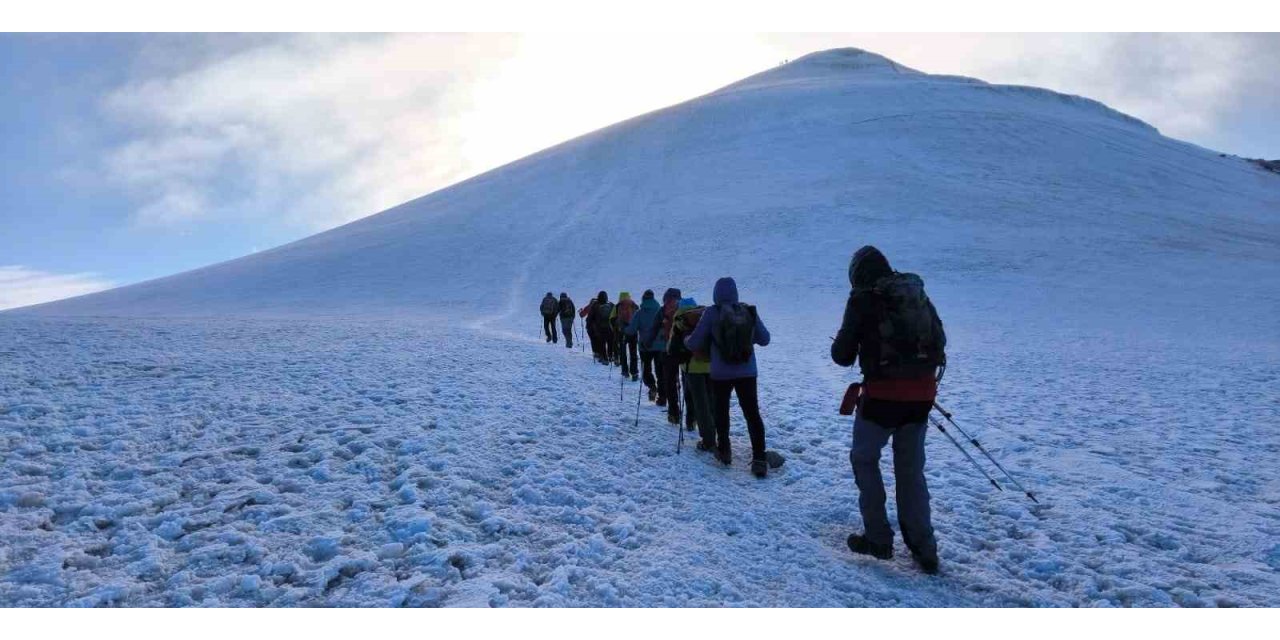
left=2, top=48, right=1279, bottom=606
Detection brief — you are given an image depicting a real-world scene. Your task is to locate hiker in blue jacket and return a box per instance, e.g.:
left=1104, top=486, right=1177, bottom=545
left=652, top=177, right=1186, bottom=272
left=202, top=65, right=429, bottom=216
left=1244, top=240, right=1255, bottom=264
left=684, top=277, right=773, bottom=477
left=625, top=290, right=664, bottom=403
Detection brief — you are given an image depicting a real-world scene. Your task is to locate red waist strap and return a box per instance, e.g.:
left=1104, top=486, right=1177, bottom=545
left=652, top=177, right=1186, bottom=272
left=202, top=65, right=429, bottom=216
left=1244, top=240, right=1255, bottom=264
left=864, top=376, right=937, bottom=402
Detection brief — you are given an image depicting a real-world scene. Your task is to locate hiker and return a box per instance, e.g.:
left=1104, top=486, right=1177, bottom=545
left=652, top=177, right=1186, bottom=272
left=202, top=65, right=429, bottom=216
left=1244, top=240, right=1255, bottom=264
left=558, top=292, right=576, bottom=349
left=612, top=291, right=640, bottom=381
left=683, top=277, right=772, bottom=477
left=625, top=290, right=663, bottom=402
left=671, top=297, right=711, bottom=441
left=592, top=291, right=616, bottom=366
left=658, top=288, right=683, bottom=424
left=580, top=293, right=604, bottom=363
left=831, top=245, right=946, bottom=575
left=540, top=292, right=559, bottom=344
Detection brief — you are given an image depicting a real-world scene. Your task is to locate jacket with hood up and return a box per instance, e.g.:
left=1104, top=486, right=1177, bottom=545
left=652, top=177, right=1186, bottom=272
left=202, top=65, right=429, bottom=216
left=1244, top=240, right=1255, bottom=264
left=831, top=245, right=939, bottom=424
left=684, top=277, right=770, bottom=380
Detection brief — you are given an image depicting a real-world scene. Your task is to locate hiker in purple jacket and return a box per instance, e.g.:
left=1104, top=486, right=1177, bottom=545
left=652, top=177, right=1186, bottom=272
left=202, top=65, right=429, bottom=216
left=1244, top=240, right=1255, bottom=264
left=683, top=277, right=773, bottom=478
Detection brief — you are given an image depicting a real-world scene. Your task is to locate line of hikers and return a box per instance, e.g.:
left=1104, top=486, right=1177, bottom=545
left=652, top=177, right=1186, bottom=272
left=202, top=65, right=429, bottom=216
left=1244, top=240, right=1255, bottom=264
left=538, top=246, right=947, bottom=575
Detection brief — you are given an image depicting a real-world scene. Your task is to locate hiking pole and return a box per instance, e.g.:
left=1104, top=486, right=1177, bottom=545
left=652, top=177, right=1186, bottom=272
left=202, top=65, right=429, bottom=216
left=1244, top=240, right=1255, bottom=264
left=929, top=416, right=1002, bottom=492
left=633, top=373, right=644, bottom=428
left=933, top=402, right=1039, bottom=503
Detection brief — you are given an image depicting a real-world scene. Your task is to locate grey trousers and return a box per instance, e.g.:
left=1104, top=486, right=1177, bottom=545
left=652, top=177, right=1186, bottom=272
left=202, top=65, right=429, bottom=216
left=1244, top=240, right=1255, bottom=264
left=850, top=413, right=937, bottom=559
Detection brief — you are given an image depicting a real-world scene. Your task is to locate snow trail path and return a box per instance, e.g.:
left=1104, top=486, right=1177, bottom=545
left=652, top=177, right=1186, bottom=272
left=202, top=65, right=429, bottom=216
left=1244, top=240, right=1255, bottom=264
left=2, top=315, right=1276, bottom=606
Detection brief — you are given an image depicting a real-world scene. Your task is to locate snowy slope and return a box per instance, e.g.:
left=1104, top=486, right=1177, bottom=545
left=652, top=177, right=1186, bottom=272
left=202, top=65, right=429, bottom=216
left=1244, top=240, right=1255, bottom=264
left=2, top=48, right=1279, bottom=607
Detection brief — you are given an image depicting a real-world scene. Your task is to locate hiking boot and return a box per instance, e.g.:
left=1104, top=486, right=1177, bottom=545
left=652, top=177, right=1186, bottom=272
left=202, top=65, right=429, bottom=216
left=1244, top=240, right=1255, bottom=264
left=656, top=396, right=667, bottom=407
left=696, top=440, right=716, bottom=453
left=666, top=413, right=680, bottom=426
left=751, top=459, right=768, bottom=478
left=647, top=389, right=657, bottom=402
left=912, top=553, right=940, bottom=575
left=631, top=374, right=639, bottom=382
left=847, top=534, right=893, bottom=560
left=715, top=449, right=732, bottom=466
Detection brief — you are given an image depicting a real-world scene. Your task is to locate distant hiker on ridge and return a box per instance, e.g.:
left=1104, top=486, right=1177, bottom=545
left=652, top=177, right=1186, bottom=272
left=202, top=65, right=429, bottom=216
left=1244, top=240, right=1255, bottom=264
left=831, top=245, right=946, bottom=575
left=540, top=292, right=559, bottom=344
left=558, top=292, right=576, bottom=349
left=683, top=277, right=773, bottom=478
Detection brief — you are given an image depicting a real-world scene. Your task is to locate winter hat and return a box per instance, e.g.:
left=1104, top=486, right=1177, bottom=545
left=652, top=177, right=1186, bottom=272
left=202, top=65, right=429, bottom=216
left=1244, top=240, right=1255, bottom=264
left=663, top=287, right=682, bottom=303
left=677, top=297, right=698, bottom=310
left=597, top=291, right=608, bottom=303
left=642, top=290, right=655, bottom=300
left=619, top=291, right=631, bottom=301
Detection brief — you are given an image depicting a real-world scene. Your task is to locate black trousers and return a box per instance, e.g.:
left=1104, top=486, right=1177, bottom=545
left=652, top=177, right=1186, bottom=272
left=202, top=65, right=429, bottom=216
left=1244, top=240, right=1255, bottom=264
left=542, top=314, right=557, bottom=342
left=712, top=376, right=767, bottom=460
left=618, top=335, right=638, bottom=376
left=640, top=351, right=658, bottom=391
left=598, top=327, right=616, bottom=362
left=587, top=326, right=602, bottom=359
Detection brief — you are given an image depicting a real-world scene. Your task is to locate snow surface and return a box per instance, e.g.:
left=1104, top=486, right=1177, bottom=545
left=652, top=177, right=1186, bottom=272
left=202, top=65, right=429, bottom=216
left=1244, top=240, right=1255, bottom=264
left=2, top=48, right=1279, bottom=606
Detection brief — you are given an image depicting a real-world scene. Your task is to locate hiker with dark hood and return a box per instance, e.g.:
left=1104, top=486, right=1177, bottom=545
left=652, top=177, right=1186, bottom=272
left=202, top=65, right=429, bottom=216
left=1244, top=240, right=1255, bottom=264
left=625, top=290, right=663, bottom=402
left=612, top=291, right=640, bottom=381
left=592, top=291, right=616, bottom=366
left=540, top=292, right=559, bottom=344
left=658, top=287, right=684, bottom=425
left=580, top=293, right=604, bottom=363
left=683, top=277, right=773, bottom=477
left=557, top=292, right=576, bottom=349
left=832, top=245, right=946, bottom=575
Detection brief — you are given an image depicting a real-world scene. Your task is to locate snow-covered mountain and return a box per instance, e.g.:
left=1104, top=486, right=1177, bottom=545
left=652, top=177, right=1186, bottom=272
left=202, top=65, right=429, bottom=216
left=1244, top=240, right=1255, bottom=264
left=16, top=48, right=1277, bottom=327
left=2, top=49, right=1278, bottom=607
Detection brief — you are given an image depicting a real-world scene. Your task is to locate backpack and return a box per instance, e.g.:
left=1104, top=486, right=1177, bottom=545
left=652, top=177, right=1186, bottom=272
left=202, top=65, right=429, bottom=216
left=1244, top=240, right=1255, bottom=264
left=617, top=300, right=637, bottom=326
left=869, top=272, right=946, bottom=378
left=712, top=302, right=756, bottom=365
left=558, top=298, right=575, bottom=319
left=540, top=297, right=557, bottom=316
left=594, top=302, right=615, bottom=329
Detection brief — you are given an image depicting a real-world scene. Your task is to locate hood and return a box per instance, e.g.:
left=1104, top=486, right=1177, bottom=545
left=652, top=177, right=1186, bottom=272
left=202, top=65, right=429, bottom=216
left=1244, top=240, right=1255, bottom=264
left=663, top=288, right=682, bottom=303
left=619, top=291, right=631, bottom=301
left=676, top=297, right=698, bottom=312
left=544, top=293, right=555, bottom=299
left=642, top=290, right=655, bottom=301
left=849, top=245, right=892, bottom=289
left=712, top=277, right=738, bottom=305
left=559, top=292, right=568, bottom=299
left=597, top=291, right=608, bottom=303
left=639, top=298, right=661, bottom=312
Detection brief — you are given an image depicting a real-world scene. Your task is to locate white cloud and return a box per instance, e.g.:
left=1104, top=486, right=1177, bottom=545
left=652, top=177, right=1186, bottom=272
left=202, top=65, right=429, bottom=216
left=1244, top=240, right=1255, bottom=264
left=99, top=33, right=1280, bottom=234
left=0, top=265, right=114, bottom=311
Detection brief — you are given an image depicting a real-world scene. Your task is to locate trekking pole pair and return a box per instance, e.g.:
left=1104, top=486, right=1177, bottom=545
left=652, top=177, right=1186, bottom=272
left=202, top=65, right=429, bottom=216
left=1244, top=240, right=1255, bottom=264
left=933, top=402, right=1039, bottom=503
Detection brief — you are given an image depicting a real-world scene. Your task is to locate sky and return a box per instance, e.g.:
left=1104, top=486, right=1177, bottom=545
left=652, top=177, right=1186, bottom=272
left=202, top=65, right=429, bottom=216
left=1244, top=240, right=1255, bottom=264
left=1, top=32, right=1278, bottom=310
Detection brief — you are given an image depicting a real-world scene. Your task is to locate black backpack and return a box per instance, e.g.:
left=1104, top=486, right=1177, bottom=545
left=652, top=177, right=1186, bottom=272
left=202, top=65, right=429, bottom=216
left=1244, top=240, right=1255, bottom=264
left=558, top=298, right=575, bottom=319
left=594, top=302, right=615, bottom=329
left=869, top=272, right=946, bottom=378
left=712, top=302, right=756, bottom=365
left=540, top=297, right=557, bottom=316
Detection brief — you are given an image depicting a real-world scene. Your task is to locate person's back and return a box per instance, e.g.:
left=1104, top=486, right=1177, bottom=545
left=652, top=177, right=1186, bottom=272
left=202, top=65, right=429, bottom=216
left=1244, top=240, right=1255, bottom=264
left=625, top=290, right=663, bottom=400
left=831, top=245, right=944, bottom=575
left=558, top=293, right=576, bottom=349
left=684, top=277, right=773, bottom=477
left=539, top=292, right=559, bottom=343
left=614, top=292, right=639, bottom=380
